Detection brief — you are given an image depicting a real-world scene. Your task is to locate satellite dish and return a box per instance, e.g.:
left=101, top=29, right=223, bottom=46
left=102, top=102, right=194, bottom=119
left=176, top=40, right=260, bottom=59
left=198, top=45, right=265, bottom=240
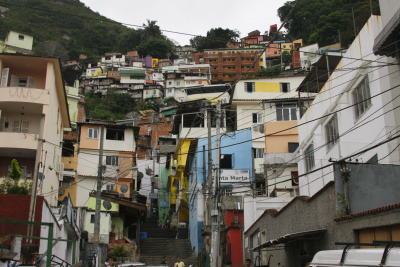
left=103, top=201, right=112, bottom=211
left=265, top=157, right=286, bottom=181
left=137, top=172, right=144, bottom=180
left=33, top=41, right=69, bottom=64
left=145, top=167, right=153, bottom=176
left=120, top=184, right=128, bottom=193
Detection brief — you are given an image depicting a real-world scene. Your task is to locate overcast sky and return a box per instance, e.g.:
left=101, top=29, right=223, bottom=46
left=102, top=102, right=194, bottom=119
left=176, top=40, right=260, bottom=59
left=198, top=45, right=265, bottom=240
left=79, top=0, right=289, bottom=46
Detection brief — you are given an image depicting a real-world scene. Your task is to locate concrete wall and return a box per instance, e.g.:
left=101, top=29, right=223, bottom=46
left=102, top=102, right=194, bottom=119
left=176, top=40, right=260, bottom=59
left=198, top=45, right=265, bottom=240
left=244, top=183, right=337, bottom=267
left=335, top=163, right=400, bottom=214
left=83, top=210, right=111, bottom=243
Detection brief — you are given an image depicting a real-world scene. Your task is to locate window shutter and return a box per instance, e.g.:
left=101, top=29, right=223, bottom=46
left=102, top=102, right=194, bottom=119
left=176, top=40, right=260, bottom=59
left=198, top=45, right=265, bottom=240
left=1, top=68, right=9, bottom=87
left=27, top=76, right=36, bottom=88
left=12, top=120, right=21, bottom=132
left=10, top=75, right=18, bottom=87
left=21, top=121, right=29, bottom=133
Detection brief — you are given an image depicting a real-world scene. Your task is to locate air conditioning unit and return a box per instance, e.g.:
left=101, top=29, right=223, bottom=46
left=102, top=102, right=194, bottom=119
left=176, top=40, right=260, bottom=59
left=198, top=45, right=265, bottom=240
left=253, top=124, right=259, bottom=131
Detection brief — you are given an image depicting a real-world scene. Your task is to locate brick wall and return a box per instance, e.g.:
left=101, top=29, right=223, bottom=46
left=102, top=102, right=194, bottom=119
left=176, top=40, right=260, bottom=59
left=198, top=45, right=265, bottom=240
left=0, top=194, right=44, bottom=245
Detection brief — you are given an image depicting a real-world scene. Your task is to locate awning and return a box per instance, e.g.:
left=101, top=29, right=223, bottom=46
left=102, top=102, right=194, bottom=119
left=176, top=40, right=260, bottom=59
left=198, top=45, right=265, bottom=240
left=63, top=171, right=76, bottom=177
left=373, top=7, right=400, bottom=57
left=251, top=229, right=326, bottom=250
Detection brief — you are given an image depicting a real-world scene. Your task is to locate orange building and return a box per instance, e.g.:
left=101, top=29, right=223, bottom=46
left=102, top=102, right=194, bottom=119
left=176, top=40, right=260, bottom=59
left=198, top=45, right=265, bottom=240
left=194, top=48, right=262, bottom=84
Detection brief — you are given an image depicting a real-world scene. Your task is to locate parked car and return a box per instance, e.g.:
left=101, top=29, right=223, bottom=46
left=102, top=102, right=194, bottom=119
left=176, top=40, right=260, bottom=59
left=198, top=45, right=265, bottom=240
left=309, top=248, right=400, bottom=267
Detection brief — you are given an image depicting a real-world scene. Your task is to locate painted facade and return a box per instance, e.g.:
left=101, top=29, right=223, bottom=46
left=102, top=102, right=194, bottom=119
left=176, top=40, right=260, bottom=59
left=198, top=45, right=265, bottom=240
left=188, top=128, right=253, bottom=256
left=0, top=54, right=70, bottom=206
left=297, top=15, right=400, bottom=197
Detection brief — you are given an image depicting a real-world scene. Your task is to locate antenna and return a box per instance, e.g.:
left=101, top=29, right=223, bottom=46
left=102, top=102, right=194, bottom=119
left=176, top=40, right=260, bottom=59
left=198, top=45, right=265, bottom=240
left=103, top=200, right=112, bottom=216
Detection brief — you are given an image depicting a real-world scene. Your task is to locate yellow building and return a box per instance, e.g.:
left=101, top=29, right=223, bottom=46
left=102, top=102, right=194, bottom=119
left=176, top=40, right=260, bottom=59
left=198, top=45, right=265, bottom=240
left=0, top=31, right=34, bottom=54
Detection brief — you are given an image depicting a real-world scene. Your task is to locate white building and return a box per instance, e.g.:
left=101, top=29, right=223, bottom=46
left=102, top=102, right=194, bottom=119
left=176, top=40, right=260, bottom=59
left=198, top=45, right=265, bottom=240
left=297, top=15, right=400, bottom=196
left=76, top=121, right=138, bottom=208
left=232, top=75, right=306, bottom=190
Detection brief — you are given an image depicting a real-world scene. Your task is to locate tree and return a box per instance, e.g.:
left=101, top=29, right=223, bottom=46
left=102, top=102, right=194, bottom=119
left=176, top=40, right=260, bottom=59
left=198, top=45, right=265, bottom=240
left=136, top=38, right=175, bottom=59
left=142, top=19, right=162, bottom=40
left=277, top=0, right=380, bottom=47
left=190, top=28, right=240, bottom=52
left=0, top=159, right=31, bottom=195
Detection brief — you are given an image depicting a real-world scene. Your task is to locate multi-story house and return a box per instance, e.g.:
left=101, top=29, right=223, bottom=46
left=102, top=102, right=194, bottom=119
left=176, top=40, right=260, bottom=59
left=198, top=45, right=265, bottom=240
left=188, top=128, right=253, bottom=258
left=296, top=14, right=400, bottom=197
left=0, top=30, right=34, bottom=54
left=176, top=45, right=197, bottom=62
left=0, top=54, right=70, bottom=206
left=231, top=75, right=306, bottom=193
left=163, top=64, right=211, bottom=100
left=194, top=48, right=266, bottom=84
left=99, top=53, right=126, bottom=68
left=76, top=120, right=139, bottom=206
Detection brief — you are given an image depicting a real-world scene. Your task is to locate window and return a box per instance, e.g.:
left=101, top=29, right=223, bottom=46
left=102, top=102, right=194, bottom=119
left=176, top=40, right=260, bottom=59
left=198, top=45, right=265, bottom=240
left=62, top=141, right=74, bottom=157
left=325, top=115, right=339, bottom=150
left=111, top=73, right=115, bottom=77
left=253, top=148, right=263, bottom=159
left=106, top=184, right=115, bottom=191
left=245, top=82, right=255, bottom=93
left=106, top=129, right=124, bottom=141
left=220, top=154, right=233, bottom=169
left=304, top=144, right=315, bottom=172
left=276, top=103, right=297, bottom=121
left=252, top=113, right=263, bottom=124
left=88, top=128, right=99, bottom=139
left=168, top=81, right=172, bottom=85
left=291, top=171, right=299, bottom=186
left=353, top=76, right=371, bottom=119
left=90, top=214, right=95, bottom=223
left=176, top=81, right=180, bottom=86
left=116, top=55, right=122, bottom=58
left=280, top=83, right=290, bottom=93
left=186, top=81, right=190, bottom=85
left=105, top=56, right=111, bottom=60
left=288, top=142, right=299, bottom=153
left=18, top=35, right=24, bottom=40
left=106, top=156, right=118, bottom=166
left=12, top=120, right=29, bottom=133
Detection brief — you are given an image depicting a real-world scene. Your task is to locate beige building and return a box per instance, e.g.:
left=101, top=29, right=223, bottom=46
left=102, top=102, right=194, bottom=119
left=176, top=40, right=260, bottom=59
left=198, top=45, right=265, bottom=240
left=0, top=54, right=70, bottom=206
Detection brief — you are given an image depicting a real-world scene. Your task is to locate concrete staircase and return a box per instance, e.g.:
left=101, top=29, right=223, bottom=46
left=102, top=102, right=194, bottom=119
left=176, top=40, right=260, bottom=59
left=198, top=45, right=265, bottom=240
left=139, top=218, right=197, bottom=266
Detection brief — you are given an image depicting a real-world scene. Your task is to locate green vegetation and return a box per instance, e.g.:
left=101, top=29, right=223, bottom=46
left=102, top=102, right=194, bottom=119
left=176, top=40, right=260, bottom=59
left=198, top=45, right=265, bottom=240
left=85, top=89, right=162, bottom=120
left=0, top=159, right=32, bottom=195
left=255, top=66, right=282, bottom=78
left=0, top=0, right=177, bottom=60
left=278, top=0, right=380, bottom=47
left=190, top=28, right=240, bottom=52
left=108, top=245, right=130, bottom=258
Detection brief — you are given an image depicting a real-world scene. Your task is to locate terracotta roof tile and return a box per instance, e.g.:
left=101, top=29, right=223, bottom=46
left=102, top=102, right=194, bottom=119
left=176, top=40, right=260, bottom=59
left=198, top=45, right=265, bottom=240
left=335, top=203, right=400, bottom=222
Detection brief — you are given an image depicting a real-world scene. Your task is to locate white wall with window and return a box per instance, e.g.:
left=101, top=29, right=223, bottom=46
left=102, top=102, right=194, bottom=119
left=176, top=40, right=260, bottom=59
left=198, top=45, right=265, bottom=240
left=297, top=16, right=400, bottom=196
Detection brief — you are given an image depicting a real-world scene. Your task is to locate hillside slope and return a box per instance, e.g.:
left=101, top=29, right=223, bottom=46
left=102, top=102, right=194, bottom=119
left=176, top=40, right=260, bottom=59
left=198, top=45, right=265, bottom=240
left=0, top=0, right=153, bottom=60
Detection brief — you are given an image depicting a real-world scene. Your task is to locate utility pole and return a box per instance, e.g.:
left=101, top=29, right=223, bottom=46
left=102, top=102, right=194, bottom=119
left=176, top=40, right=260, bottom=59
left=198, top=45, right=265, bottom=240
left=94, top=125, right=104, bottom=266
left=206, top=101, right=213, bottom=230
left=211, top=101, right=221, bottom=267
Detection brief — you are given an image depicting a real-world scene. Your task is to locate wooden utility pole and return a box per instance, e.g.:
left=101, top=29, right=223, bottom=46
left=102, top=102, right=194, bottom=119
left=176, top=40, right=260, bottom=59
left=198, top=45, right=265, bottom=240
left=94, top=125, right=104, bottom=266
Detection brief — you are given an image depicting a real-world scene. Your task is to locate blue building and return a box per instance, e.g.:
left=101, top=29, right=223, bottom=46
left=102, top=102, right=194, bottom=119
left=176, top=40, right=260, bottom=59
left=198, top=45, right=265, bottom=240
left=187, top=128, right=253, bottom=256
